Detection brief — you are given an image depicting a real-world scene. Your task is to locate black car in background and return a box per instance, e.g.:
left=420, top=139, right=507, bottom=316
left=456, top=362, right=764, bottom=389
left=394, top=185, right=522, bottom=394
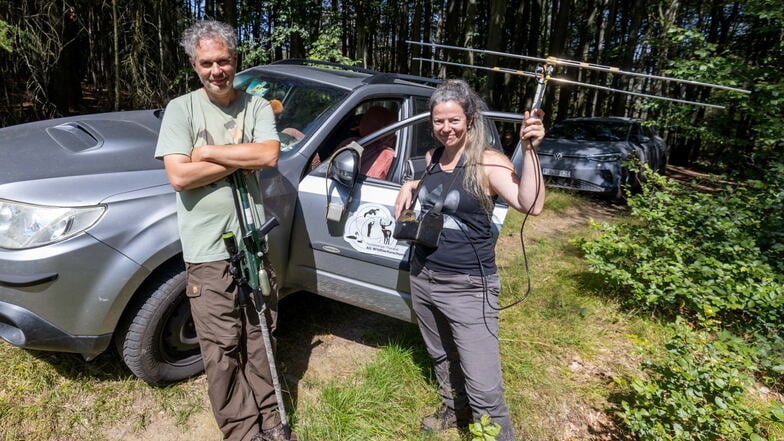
left=536, top=117, right=668, bottom=199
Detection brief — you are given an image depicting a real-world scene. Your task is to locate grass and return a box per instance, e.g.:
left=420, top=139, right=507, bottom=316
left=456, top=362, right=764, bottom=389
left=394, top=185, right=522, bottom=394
left=0, top=347, right=206, bottom=440
left=0, top=189, right=664, bottom=440
left=296, top=337, right=437, bottom=441
left=493, top=191, right=648, bottom=439
left=0, top=349, right=134, bottom=440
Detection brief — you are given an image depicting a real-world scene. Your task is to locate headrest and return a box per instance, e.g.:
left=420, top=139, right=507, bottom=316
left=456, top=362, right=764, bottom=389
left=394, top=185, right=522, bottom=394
left=357, top=106, right=396, bottom=136
left=270, top=99, right=284, bottom=115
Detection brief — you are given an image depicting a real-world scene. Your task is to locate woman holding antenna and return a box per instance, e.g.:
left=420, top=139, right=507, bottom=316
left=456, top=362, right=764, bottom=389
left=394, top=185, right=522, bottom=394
left=394, top=79, right=545, bottom=440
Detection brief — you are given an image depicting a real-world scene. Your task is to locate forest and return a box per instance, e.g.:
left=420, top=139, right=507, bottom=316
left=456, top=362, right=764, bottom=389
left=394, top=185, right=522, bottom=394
left=1, top=2, right=783, bottom=439
left=1, top=0, right=782, bottom=174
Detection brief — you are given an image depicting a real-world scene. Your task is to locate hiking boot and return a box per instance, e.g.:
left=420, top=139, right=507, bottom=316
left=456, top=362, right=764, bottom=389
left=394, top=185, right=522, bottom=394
left=252, top=424, right=298, bottom=441
left=420, top=404, right=471, bottom=432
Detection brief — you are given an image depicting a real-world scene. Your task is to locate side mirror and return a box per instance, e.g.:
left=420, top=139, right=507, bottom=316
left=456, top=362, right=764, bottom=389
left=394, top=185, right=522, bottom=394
left=327, top=144, right=361, bottom=188
left=325, top=143, right=362, bottom=222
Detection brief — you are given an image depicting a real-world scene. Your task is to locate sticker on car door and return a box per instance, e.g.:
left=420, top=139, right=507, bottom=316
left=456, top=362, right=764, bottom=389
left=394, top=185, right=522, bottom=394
left=343, top=203, right=408, bottom=258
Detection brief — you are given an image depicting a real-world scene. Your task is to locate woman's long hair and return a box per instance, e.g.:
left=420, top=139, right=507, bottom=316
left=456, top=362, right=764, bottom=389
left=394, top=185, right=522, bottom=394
left=428, top=79, right=494, bottom=213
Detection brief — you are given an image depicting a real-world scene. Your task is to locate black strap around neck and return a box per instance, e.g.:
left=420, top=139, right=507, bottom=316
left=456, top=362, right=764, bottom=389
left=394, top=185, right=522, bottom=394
left=406, top=147, right=462, bottom=213
left=407, top=147, right=442, bottom=208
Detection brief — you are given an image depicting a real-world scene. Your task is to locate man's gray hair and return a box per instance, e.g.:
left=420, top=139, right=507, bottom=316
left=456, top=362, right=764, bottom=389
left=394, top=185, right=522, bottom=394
left=180, top=20, right=237, bottom=59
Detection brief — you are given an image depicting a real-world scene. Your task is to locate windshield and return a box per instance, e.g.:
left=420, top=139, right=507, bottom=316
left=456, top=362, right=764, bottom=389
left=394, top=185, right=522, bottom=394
left=235, top=71, right=349, bottom=156
left=547, top=120, right=630, bottom=142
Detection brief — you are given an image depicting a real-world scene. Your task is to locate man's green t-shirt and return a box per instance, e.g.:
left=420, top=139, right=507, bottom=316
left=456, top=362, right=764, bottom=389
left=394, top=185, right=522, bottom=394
left=154, top=89, right=279, bottom=263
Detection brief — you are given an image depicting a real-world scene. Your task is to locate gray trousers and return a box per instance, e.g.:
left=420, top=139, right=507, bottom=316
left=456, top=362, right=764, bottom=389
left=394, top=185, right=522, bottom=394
left=186, top=261, right=281, bottom=441
left=410, top=266, right=516, bottom=441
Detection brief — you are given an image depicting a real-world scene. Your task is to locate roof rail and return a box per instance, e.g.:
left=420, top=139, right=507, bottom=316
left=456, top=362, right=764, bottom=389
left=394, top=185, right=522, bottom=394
left=270, top=58, right=378, bottom=74
left=270, top=58, right=440, bottom=87
left=363, top=72, right=441, bottom=86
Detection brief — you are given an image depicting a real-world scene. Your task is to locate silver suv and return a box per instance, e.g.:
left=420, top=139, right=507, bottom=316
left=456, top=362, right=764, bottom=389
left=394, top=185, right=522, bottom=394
left=0, top=61, right=524, bottom=384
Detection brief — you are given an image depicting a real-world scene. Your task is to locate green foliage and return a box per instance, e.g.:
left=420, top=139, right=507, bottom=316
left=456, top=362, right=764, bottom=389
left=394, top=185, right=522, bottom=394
left=582, top=164, right=784, bottom=440
left=238, top=41, right=269, bottom=69
left=749, top=330, right=784, bottom=391
left=754, top=162, right=784, bottom=274
left=307, top=16, right=357, bottom=65
left=469, top=414, right=501, bottom=441
left=580, top=166, right=784, bottom=329
left=0, top=20, right=13, bottom=53
left=268, top=24, right=310, bottom=57
left=617, top=323, right=781, bottom=440
left=650, top=4, right=784, bottom=174
left=264, top=12, right=358, bottom=65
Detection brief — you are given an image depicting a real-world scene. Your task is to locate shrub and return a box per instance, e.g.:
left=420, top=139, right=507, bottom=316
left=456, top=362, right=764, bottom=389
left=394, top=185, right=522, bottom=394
left=754, top=162, right=784, bottom=274
left=579, top=165, right=783, bottom=330
left=617, top=323, right=783, bottom=441
left=580, top=164, right=784, bottom=439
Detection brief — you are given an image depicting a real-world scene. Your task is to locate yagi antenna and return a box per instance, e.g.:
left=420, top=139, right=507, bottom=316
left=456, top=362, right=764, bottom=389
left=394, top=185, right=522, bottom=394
left=407, top=40, right=751, bottom=110
left=413, top=57, right=726, bottom=109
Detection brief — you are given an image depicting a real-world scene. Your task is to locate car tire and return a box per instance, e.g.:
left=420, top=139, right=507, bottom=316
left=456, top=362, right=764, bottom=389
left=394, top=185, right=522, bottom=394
left=115, top=267, right=203, bottom=384
left=658, top=155, right=668, bottom=174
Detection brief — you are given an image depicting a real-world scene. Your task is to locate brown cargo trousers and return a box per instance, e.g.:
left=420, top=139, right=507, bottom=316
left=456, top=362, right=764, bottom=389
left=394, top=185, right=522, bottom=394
left=186, top=260, right=282, bottom=441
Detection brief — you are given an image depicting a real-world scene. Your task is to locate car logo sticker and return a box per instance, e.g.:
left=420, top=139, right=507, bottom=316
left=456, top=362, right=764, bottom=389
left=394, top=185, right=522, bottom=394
left=344, top=203, right=408, bottom=258
left=554, top=152, right=563, bottom=160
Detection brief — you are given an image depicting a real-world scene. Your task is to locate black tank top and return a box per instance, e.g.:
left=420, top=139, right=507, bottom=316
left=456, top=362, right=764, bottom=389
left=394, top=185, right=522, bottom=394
left=411, top=148, right=498, bottom=277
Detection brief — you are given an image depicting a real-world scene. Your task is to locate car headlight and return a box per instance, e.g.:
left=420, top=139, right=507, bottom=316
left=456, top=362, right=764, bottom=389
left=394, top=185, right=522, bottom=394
left=587, top=153, right=622, bottom=162
left=0, top=199, right=105, bottom=249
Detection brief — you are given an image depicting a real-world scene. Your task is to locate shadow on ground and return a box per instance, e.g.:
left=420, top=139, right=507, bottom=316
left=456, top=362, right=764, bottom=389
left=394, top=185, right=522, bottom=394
left=274, top=291, right=428, bottom=408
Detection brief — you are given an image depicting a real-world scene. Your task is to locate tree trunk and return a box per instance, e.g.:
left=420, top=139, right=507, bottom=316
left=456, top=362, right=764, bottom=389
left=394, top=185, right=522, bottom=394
left=224, top=0, right=236, bottom=27
left=422, top=0, right=433, bottom=78
left=113, top=0, right=119, bottom=111
left=443, top=0, right=463, bottom=77
left=410, top=0, right=423, bottom=76
left=356, top=0, right=368, bottom=66
left=549, top=0, right=572, bottom=121
left=484, top=0, right=506, bottom=109
left=396, top=2, right=410, bottom=74
left=573, top=0, right=601, bottom=117
left=610, top=1, right=644, bottom=115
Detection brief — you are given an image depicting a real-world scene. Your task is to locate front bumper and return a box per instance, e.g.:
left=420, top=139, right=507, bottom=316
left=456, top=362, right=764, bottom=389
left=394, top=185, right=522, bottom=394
left=0, top=231, right=148, bottom=359
left=0, top=300, right=111, bottom=359
left=539, top=156, right=622, bottom=194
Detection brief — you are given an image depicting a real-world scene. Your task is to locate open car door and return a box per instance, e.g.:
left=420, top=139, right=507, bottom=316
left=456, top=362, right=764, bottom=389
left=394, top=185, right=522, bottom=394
left=287, top=111, right=526, bottom=323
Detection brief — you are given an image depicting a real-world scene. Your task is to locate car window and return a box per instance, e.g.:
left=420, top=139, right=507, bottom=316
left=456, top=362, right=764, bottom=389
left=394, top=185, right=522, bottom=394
left=340, top=100, right=401, bottom=147
left=234, top=72, right=349, bottom=156
left=410, top=97, right=435, bottom=160
left=629, top=123, right=646, bottom=143
left=548, top=120, right=629, bottom=142
left=309, top=98, right=403, bottom=176
left=496, top=122, right=520, bottom=156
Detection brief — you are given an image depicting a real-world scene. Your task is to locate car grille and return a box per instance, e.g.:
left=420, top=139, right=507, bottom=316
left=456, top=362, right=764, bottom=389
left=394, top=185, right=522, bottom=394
left=544, top=176, right=608, bottom=192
